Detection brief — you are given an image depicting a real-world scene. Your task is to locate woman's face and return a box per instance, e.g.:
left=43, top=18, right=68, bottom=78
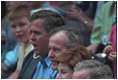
left=56, top=63, right=73, bottom=79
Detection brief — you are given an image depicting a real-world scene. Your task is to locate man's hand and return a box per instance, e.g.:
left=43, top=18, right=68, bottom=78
left=108, top=52, right=117, bottom=62
left=103, top=45, right=113, bottom=54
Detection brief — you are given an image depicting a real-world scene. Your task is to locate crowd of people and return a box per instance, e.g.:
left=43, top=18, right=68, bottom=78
left=1, top=1, right=116, bottom=79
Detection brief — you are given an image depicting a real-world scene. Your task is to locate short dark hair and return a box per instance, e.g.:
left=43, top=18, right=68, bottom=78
left=49, top=26, right=83, bottom=48
left=30, top=10, right=65, bottom=33
left=74, top=60, right=113, bottom=79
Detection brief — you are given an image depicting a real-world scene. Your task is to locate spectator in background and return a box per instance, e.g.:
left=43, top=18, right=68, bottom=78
left=18, top=10, right=65, bottom=79
left=73, top=60, right=113, bottom=79
left=87, top=1, right=116, bottom=54
left=56, top=46, right=92, bottom=79
left=65, top=1, right=105, bottom=33
left=65, top=1, right=98, bottom=46
left=48, top=26, right=83, bottom=70
left=66, top=1, right=95, bottom=33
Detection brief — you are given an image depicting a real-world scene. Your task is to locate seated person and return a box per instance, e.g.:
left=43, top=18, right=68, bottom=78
left=18, top=10, right=65, bottom=79
left=6, top=5, right=34, bottom=79
left=48, top=26, right=84, bottom=71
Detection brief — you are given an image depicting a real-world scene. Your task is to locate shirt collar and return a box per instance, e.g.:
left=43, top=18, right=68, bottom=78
left=44, top=57, right=51, bottom=67
left=40, top=56, right=51, bottom=67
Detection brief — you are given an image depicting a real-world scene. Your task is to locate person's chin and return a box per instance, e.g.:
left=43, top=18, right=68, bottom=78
left=51, top=62, right=58, bottom=70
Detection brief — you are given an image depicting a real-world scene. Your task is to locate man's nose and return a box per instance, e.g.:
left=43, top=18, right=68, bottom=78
left=30, top=33, right=36, bottom=42
left=16, top=26, right=21, bottom=32
left=48, top=49, right=55, bottom=58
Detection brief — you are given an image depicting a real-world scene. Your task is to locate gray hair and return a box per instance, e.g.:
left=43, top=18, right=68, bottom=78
left=49, top=26, right=83, bottom=48
left=74, top=60, right=113, bottom=79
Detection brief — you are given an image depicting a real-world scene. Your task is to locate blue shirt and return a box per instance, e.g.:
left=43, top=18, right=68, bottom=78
left=33, top=57, right=57, bottom=79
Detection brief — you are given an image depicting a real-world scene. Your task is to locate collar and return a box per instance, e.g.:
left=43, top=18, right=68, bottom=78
left=37, top=56, right=51, bottom=67
left=33, top=54, right=51, bottom=67
left=20, top=42, right=34, bottom=57
left=43, top=57, right=51, bottom=67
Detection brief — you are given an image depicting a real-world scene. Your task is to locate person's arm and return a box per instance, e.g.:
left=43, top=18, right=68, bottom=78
left=66, top=8, right=94, bottom=33
left=8, top=69, right=20, bottom=79
left=87, top=44, right=99, bottom=54
left=79, top=15, right=94, bottom=33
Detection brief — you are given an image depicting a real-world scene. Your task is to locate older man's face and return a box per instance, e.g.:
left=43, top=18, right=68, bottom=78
left=48, top=31, right=68, bottom=70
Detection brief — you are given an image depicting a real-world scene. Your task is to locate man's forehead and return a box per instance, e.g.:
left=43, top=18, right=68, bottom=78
left=49, top=31, right=68, bottom=47
left=51, top=31, right=67, bottom=38
left=50, top=31, right=68, bottom=43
